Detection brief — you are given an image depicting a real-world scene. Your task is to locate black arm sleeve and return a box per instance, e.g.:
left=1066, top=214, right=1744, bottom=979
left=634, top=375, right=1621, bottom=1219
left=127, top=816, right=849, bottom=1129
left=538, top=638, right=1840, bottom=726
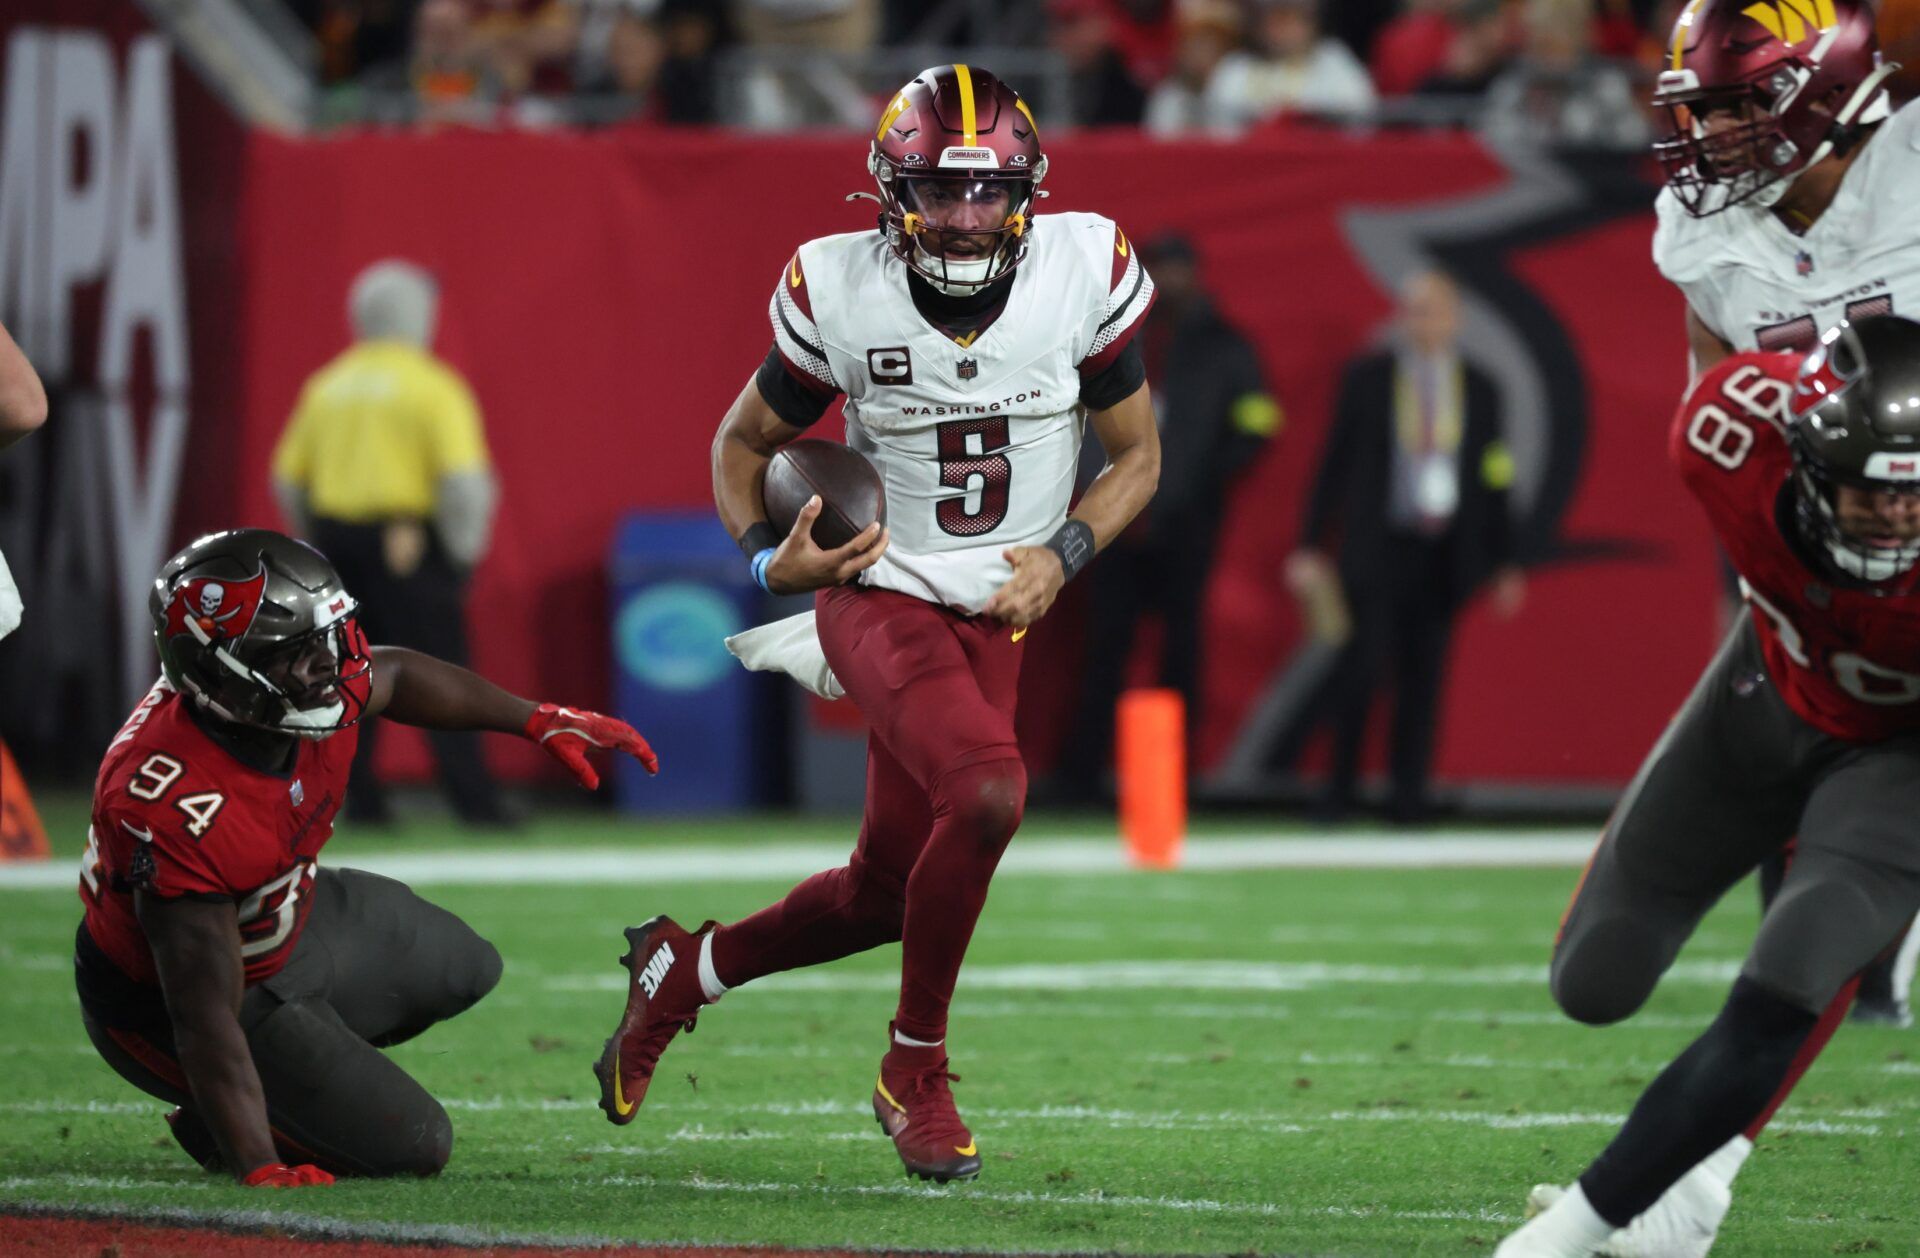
left=754, top=345, right=837, bottom=429
left=1080, top=338, right=1147, bottom=412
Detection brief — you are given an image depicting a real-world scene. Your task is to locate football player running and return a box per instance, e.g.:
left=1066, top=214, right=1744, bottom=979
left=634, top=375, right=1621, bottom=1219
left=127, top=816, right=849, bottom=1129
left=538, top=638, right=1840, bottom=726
left=1515, top=3, right=1915, bottom=1252
left=1497, top=319, right=1920, bottom=1254
left=1659, top=0, right=1920, bottom=1029
left=78, top=529, right=657, bottom=1186
left=591, top=65, right=1159, bottom=1182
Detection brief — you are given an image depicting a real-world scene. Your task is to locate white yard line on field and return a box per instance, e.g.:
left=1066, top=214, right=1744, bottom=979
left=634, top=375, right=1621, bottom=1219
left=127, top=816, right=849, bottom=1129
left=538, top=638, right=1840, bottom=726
left=0, top=1172, right=1523, bottom=1231
left=541, top=957, right=1743, bottom=994
left=0, top=832, right=1601, bottom=891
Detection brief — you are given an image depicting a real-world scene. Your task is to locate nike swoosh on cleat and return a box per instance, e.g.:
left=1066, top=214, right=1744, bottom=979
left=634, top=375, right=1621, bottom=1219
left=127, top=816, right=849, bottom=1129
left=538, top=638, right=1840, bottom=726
left=875, top=1077, right=906, bottom=1114
left=953, top=1141, right=977, bottom=1156
left=611, top=1050, right=635, bottom=1116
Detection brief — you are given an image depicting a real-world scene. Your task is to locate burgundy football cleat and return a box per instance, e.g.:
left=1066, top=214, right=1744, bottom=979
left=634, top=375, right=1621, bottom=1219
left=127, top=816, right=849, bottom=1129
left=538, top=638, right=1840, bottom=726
left=592, top=915, right=715, bottom=1126
left=871, top=1032, right=982, bottom=1183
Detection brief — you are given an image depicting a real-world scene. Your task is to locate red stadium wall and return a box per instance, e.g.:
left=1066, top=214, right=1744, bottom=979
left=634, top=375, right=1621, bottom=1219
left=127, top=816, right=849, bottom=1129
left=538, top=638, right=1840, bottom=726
left=222, top=125, right=1715, bottom=790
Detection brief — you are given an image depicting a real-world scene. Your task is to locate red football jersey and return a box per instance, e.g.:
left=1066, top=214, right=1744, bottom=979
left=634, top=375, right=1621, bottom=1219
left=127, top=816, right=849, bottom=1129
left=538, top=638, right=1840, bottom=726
left=1672, top=352, right=1920, bottom=741
left=79, top=675, right=364, bottom=986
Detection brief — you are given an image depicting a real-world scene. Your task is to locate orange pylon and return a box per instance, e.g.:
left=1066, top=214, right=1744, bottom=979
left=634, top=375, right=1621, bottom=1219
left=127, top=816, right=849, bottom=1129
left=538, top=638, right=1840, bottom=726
left=1118, top=688, right=1185, bottom=869
left=0, top=738, right=50, bottom=860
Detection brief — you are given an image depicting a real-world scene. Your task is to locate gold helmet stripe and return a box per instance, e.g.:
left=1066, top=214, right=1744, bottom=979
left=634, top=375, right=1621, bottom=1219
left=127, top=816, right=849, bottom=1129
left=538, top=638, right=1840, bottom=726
left=876, top=91, right=910, bottom=142
left=1015, top=96, right=1039, bottom=138
left=954, top=63, right=977, bottom=147
left=1672, top=0, right=1711, bottom=69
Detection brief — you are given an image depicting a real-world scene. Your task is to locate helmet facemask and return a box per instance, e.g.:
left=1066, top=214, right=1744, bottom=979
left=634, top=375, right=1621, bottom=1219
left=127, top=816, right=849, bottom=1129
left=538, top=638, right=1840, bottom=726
left=871, top=154, right=1040, bottom=296
left=1654, top=54, right=1897, bottom=218
left=160, top=586, right=372, bottom=739
left=1792, top=461, right=1920, bottom=583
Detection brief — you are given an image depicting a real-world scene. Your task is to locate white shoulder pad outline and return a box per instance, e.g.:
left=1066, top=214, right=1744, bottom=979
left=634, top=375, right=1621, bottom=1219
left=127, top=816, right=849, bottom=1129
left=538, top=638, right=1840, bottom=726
left=770, top=246, right=836, bottom=391
left=1086, top=219, right=1155, bottom=366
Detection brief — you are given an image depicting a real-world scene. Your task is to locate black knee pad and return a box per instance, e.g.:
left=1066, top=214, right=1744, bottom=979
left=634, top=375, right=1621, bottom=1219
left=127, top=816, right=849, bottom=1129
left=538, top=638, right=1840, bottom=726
left=940, top=757, right=1027, bottom=855
left=1551, top=916, right=1669, bottom=1026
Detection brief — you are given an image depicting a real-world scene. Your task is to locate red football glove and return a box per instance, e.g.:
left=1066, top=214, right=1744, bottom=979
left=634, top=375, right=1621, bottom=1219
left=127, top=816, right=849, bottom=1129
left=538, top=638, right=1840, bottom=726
left=524, top=703, right=659, bottom=789
left=242, top=1162, right=335, bottom=1188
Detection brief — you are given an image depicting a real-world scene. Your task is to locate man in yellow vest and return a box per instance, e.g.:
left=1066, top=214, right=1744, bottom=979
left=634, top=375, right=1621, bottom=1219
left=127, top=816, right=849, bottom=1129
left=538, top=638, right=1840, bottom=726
left=272, top=260, right=506, bottom=826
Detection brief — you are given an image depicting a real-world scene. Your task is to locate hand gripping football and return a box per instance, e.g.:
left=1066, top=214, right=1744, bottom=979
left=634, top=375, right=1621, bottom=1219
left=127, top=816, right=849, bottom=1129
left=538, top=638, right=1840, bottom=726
left=763, top=440, right=887, bottom=550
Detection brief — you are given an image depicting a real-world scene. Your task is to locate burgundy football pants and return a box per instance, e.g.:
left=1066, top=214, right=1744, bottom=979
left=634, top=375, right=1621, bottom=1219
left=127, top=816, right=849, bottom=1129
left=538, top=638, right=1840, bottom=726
left=710, top=584, right=1027, bottom=1043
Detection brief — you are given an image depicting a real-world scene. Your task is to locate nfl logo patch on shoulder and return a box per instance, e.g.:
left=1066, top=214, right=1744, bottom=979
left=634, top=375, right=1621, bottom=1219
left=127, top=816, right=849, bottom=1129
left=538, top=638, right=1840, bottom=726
left=1796, top=250, right=1815, bottom=277
left=958, top=357, right=978, bottom=380
left=290, top=779, right=305, bottom=807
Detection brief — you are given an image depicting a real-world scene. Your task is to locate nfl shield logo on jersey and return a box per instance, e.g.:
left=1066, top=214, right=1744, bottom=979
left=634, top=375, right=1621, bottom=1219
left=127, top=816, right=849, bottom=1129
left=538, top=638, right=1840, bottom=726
left=290, top=779, right=305, bottom=807
left=1796, top=250, right=1815, bottom=277
left=958, top=357, right=978, bottom=380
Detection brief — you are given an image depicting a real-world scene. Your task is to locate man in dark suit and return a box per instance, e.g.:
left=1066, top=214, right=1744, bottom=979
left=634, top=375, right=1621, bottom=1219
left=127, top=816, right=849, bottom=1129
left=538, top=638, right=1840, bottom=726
left=1286, top=270, right=1524, bottom=822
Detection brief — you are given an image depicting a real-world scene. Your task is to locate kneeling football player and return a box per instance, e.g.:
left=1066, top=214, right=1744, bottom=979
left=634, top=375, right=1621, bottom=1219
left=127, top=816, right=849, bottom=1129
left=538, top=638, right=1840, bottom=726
left=75, top=528, right=657, bottom=1186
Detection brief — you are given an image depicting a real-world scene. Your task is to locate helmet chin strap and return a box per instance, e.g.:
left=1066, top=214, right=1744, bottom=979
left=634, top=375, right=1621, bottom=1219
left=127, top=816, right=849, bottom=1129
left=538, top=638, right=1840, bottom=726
left=1826, top=533, right=1920, bottom=581
left=278, top=699, right=348, bottom=740
left=912, top=242, right=1001, bottom=296
left=1811, top=488, right=1920, bottom=581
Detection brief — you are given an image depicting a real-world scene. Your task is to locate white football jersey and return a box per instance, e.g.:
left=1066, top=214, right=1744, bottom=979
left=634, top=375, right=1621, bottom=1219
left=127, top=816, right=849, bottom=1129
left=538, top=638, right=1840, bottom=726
left=1653, top=101, right=1920, bottom=354
left=769, top=211, right=1154, bottom=613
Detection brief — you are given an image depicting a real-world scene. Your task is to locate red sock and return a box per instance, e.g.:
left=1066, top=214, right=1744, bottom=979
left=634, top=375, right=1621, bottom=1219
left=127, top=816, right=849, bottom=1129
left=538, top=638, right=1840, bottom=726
left=1744, top=974, right=1859, bottom=1139
left=892, top=757, right=1026, bottom=1043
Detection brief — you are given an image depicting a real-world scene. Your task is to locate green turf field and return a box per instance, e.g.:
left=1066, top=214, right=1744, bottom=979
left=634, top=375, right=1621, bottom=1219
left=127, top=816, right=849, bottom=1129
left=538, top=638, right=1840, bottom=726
left=3, top=798, right=1916, bottom=1256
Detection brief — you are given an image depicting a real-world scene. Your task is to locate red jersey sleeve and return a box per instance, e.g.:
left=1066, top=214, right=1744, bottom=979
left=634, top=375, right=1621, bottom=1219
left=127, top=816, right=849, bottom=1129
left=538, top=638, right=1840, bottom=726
left=1669, top=352, right=1802, bottom=512
left=96, top=800, right=229, bottom=901
left=1079, top=222, right=1156, bottom=376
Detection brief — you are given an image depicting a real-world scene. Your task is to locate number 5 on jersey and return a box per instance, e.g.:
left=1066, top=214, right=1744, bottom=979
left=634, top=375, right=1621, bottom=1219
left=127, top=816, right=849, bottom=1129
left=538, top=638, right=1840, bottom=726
left=936, top=418, right=1013, bottom=536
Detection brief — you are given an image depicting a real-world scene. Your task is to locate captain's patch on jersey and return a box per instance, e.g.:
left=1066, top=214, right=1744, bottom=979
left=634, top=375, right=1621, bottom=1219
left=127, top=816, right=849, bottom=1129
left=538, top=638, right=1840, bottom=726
left=867, top=347, right=914, bottom=384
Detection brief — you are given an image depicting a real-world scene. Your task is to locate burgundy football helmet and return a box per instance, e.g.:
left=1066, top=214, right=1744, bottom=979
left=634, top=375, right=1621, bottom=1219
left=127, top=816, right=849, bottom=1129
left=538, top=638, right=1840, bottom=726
left=1654, top=0, right=1897, bottom=217
left=861, top=64, right=1047, bottom=294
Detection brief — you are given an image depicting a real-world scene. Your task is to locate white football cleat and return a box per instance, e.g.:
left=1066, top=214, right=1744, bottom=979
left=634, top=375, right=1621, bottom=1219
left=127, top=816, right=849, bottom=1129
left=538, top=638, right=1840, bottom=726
left=1523, top=1157, right=1734, bottom=1258
left=1494, top=1181, right=1613, bottom=1257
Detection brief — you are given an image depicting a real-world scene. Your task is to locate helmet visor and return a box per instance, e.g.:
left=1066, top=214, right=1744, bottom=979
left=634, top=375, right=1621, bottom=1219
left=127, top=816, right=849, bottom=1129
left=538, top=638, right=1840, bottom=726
left=898, top=177, right=1022, bottom=259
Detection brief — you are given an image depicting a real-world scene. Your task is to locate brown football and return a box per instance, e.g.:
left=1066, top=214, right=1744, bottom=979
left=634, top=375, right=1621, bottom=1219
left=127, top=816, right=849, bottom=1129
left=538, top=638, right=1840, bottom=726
left=763, top=439, right=887, bottom=551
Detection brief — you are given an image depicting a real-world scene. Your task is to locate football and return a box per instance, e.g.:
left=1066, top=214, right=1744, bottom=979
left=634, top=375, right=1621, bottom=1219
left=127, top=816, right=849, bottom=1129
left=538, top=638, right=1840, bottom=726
left=763, top=439, right=887, bottom=550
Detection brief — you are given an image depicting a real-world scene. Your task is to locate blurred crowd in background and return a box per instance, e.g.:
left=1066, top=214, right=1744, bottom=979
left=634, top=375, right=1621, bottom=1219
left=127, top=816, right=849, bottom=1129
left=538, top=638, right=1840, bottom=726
left=273, top=0, right=1920, bottom=137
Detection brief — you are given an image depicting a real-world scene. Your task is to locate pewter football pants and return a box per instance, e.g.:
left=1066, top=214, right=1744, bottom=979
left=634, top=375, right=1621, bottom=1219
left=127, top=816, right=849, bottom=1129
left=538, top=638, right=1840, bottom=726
left=82, top=867, right=501, bottom=1177
left=1552, top=617, right=1920, bottom=1023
